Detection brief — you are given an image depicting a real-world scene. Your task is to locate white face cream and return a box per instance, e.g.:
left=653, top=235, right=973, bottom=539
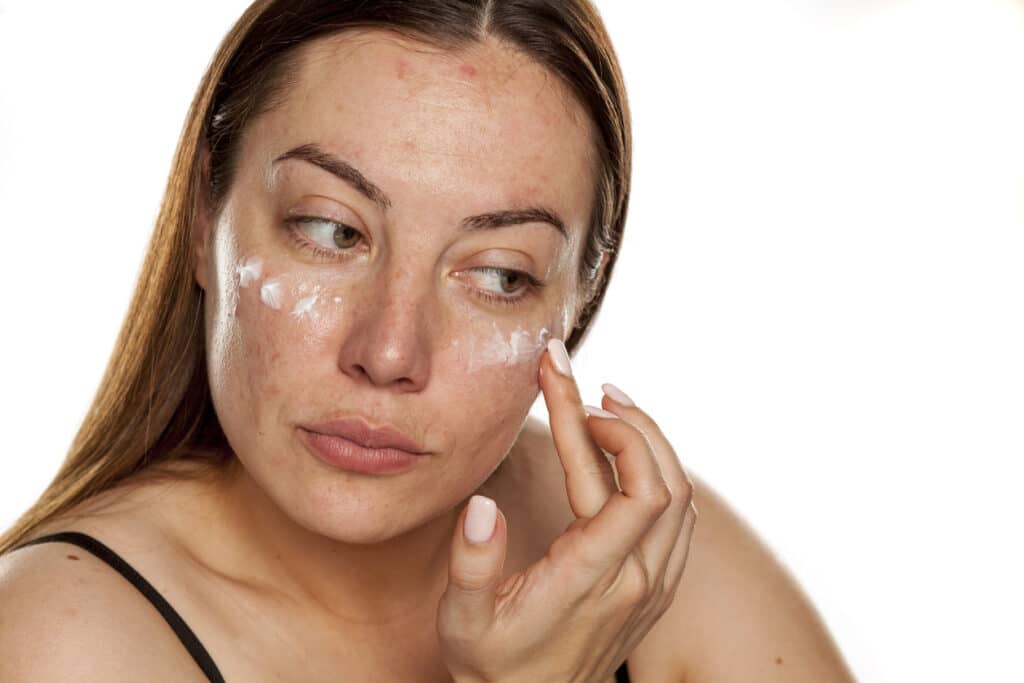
left=234, top=252, right=566, bottom=375
left=259, top=278, right=285, bottom=310
left=237, top=256, right=263, bottom=288
left=461, top=322, right=552, bottom=372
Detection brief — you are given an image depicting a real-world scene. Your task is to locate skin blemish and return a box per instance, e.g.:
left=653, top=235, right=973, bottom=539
left=396, top=59, right=408, bottom=79
left=65, top=554, right=80, bottom=561
left=775, top=657, right=784, bottom=665
left=260, top=278, right=284, bottom=310
left=459, top=63, right=477, bottom=78
left=237, top=256, right=263, bottom=288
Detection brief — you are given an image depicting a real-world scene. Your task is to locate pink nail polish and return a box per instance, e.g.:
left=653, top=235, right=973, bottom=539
left=547, top=338, right=573, bottom=377
left=584, top=404, right=618, bottom=419
left=601, top=382, right=635, bottom=407
left=465, top=495, right=497, bottom=544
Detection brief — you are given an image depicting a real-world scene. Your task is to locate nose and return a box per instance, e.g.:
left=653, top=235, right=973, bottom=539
left=336, top=263, right=433, bottom=392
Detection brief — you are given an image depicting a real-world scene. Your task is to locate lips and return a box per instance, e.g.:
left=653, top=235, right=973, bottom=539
left=298, top=417, right=428, bottom=455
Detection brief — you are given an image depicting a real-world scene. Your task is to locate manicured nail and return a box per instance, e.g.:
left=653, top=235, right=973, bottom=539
left=547, top=338, right=573, bottom=377
left=465, top=495, right=497, bottom=544
left=601, top=382, right=635, bottom=407
left=584, top=404, right=619, bottom=419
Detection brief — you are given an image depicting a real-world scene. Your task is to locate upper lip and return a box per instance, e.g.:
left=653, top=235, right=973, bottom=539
left=299, top=417, right=429, bottom=454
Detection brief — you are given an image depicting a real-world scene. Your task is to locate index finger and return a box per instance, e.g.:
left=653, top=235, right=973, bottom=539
left=539, top=338, right=618, bottom=519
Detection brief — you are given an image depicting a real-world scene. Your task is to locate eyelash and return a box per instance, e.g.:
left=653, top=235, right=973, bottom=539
left=284, top=216, right=546, bottom=308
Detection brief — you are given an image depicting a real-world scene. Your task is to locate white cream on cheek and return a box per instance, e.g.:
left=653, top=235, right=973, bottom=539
left=237, top=256, right=263, bottom=288
left=259, top=278, right=285, bottom=310
left=457, top=322, right=553, bottom=372
left=232, top=253, right=341, bottom=324
left=234, top=252, right=567, bottom=371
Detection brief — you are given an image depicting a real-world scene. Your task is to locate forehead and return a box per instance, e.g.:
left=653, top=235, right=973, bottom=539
left=251, top=28, right=597, bottom=236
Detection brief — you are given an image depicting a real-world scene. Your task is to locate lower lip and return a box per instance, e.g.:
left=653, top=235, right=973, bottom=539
left=299, top=428, right=425, bottom=474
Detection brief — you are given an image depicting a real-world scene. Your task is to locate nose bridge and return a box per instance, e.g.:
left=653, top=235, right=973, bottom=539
left=337, top=255, right=434, bottom=390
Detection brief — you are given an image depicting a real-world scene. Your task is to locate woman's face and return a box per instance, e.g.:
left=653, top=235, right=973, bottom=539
left=194, top=29, right=597, bottom=543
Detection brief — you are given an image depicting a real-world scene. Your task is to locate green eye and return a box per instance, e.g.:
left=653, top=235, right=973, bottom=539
left=289, top=216, right=363, bottom=252
left=331, top=224, right=361, bottom=249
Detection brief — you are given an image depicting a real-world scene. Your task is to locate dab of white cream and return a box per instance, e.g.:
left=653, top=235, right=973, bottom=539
left=292, top=293, right=319, bottom=318
left=260, top=279, right=284, bottom=310
left=468, top=323, right=551, bottom=371
left=237, top=256, right=263, bottom=288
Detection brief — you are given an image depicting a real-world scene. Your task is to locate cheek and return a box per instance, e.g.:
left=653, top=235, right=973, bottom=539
left=207, top=252, right=353, bottom=417
left=445, top=316, right=560, bottom=424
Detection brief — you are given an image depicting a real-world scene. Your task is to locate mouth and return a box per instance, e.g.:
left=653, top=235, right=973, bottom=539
left=298, top=416, right=429, bottom=454
left=297, top=427, right=427, bottom=475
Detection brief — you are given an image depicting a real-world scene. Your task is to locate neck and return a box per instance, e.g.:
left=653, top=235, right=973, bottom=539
left=193, top=458, right=468, bottom=630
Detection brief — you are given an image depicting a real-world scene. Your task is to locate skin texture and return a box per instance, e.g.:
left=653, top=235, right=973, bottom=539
left=191, top=28, right=599, bottom=628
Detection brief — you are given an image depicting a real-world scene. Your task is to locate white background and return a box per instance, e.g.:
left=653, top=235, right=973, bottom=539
left=2, top=1, right=1022, bottom=681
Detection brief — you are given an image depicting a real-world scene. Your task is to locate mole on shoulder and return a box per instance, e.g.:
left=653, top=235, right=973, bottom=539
left=65, top=554, right=80, bottom=561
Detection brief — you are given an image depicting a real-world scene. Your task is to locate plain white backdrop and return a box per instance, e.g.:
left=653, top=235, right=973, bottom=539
left=2, top=1, right=1022, bottom=681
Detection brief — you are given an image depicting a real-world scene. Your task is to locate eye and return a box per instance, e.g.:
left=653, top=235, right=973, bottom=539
left=287, top=216, right=363, bottom=253
left=465, top=266, right=545, bottom=308
left=473, top=267, right=529, bottom=295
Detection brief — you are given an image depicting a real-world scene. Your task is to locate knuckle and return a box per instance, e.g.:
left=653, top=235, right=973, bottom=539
left=618, top=558, right=650, bottom=603
left=674, top=478, right=694, bottom=507
left=646, top=480, right=673, bottom=513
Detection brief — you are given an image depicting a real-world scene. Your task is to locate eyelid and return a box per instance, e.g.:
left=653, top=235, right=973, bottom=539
left=285, top=215, right=366, bottom=258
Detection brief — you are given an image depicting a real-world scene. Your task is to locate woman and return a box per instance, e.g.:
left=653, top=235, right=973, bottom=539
left=0, top=1, right=855, bottom=681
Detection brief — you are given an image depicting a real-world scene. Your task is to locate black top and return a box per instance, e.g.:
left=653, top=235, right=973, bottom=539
left=9, top=531, right=632, bottom=682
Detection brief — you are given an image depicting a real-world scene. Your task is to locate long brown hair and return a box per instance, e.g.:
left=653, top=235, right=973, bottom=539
left=0, top=0, right=632, bottom=554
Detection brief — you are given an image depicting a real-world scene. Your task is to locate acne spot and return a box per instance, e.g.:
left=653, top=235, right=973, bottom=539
left=237, top=256, right=263, bottom=288
left=459, top=63, right=478, bottom=78
left=260, top=279, right=284, bottom=310
left=396, top=59, right=408, bottom=79
left=65, top=554, right=80, bottom=561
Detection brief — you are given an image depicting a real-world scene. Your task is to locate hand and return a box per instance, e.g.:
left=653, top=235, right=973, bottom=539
left=437, top=338, right=698, bottom=683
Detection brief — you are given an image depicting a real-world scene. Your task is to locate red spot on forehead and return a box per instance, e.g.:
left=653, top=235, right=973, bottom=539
left=459, top=64, right=478, bottom=78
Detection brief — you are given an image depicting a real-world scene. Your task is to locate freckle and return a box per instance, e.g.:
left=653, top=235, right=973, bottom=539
left=459, top=63, right=477, bottom=78
left=775, top=657, right=783, bottom=665
left=66, top=554, right=80, bottom=561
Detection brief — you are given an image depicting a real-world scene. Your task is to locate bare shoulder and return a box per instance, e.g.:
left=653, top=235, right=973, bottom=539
left=515, top=415, right=856, bottom=682
left=0, top=538, right=204, bottom=681
left=0, top=478, right=209, bottom=681
left=653, top=471, right=857, bottom=682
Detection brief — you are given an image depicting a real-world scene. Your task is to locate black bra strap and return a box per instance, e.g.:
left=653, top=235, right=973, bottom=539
left=10, top=531, right=225, bottom=683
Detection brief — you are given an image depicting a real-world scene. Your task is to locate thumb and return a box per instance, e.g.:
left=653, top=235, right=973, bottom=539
left=440, top=494, right=507, bottom=640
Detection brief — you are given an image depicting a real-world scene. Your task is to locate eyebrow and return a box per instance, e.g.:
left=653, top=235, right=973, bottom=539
left=273, top=143, right=567, bottom=240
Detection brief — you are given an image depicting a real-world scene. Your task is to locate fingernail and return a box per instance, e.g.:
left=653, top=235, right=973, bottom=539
left=547, top=338, right=573, bottom=377
left=601, top=382, right=635, bottom=407
left=465, top=495, right=497, bottom=544
left=584, top=404, right=619, bottom=419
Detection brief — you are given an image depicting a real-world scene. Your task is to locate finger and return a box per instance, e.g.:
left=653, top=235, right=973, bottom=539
left=540, top=338, right=618, bottom=519
left=438, top=496, right=509, bottom=643
left=601, top=383, right=694, bottom=499
left=664, top=502, right=698, bottom=593
left=600, top=384, right=693, bottom=584
left=572, top=410, right=672, bottom=573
